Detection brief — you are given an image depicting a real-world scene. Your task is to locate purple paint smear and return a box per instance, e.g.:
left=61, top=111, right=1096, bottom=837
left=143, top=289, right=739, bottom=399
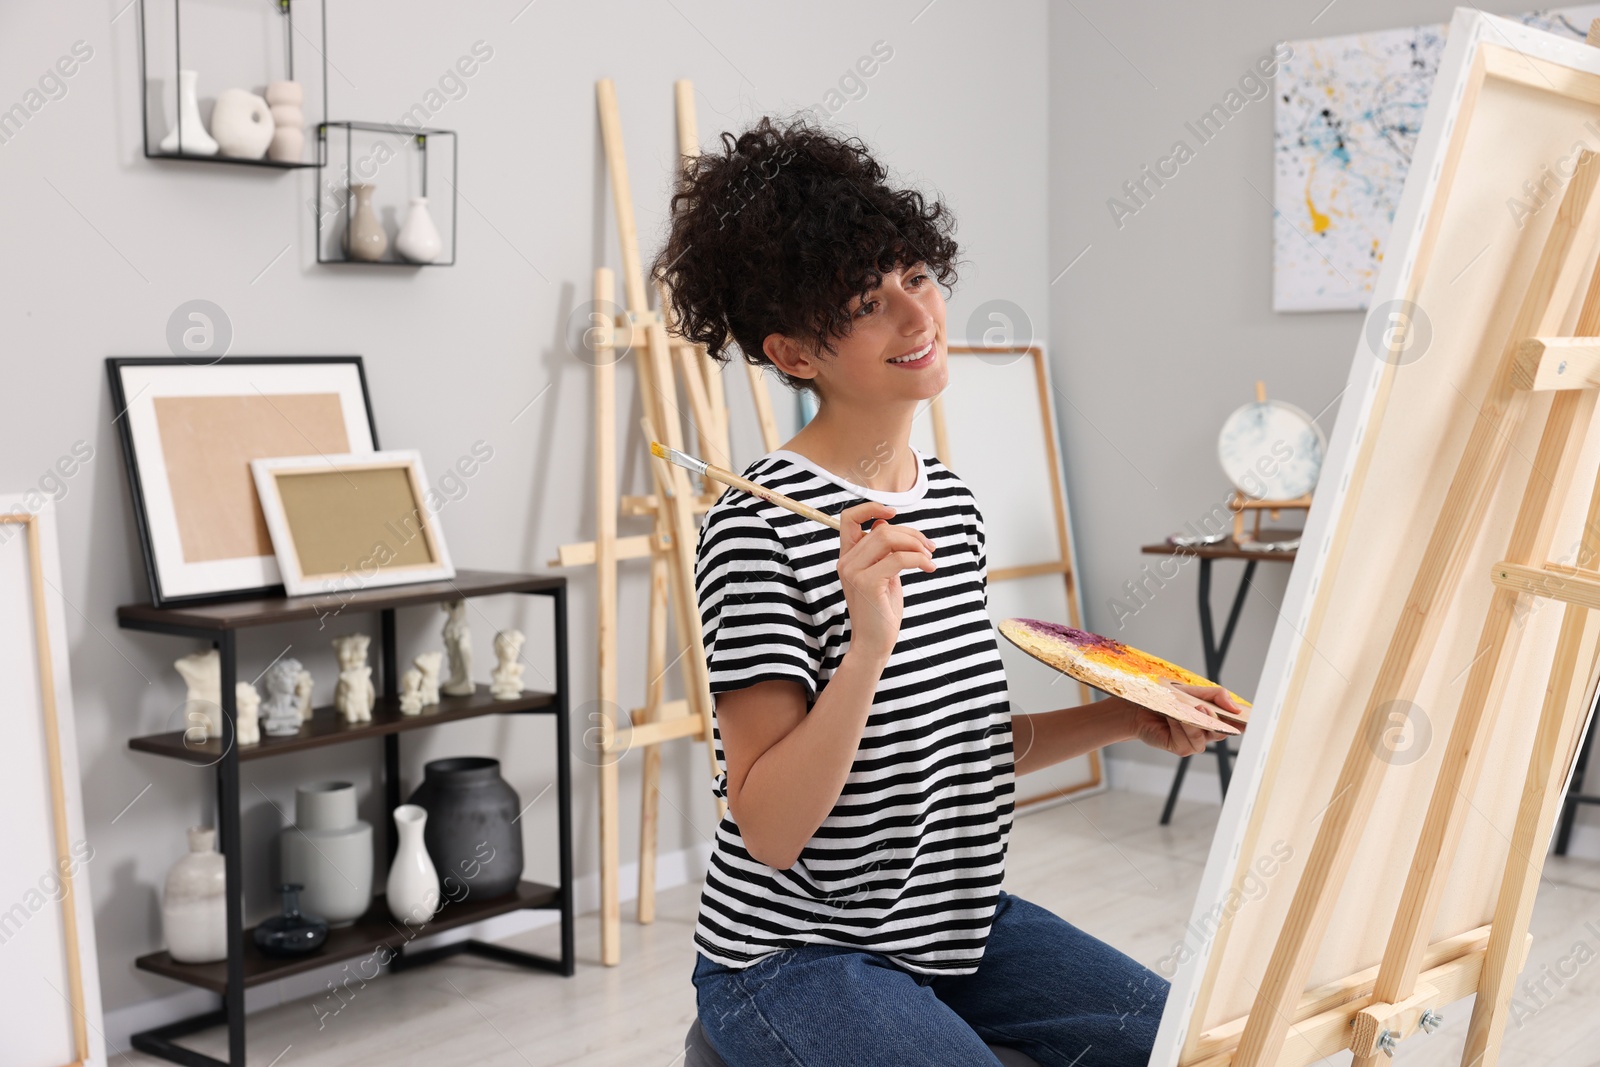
left=1013, top=618, right=1124, bottom=653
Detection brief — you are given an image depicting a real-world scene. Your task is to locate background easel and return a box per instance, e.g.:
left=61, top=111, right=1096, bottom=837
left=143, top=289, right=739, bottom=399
left=552, top=78, right=783, bottom=967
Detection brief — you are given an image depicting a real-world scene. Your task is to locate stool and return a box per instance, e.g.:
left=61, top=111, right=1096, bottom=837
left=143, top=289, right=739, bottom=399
left=685, top=1018, right=1043, bottom=1066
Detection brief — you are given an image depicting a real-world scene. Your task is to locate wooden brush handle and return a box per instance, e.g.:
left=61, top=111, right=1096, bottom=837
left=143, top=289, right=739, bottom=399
left=704, top=463, right=843, bottom=531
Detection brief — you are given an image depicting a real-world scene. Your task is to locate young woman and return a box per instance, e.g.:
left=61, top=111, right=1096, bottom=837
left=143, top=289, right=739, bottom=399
left=651, top=116, right=1240, bottom=1067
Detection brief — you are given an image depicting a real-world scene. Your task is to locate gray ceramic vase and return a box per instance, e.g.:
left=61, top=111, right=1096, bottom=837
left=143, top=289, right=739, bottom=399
left=342, top=182, right=388, bottom=262
left=280, top=781, right=374, bottom=926
left=406, top=757, right=524, bottom=899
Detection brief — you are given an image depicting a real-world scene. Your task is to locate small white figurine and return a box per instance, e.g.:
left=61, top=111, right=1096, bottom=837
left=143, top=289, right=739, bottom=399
left=490, top=630, right=526, bottom=700
left=174, top=649, right=222, bottom=740
left=261, top=659, right=304, bottom=737
left=441, top=600, right=475, bottom=696
left=414, top=651, right=442, bottom=706
left=235, top=681, right=261, bottom=745
left=398, top=669, right=424, bottom=716
left=294, top=668, right=315, bottom=722
left=333, top=633, right=375, bottom=724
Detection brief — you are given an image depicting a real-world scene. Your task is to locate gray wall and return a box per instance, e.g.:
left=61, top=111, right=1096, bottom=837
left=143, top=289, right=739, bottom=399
left=0, top=0, right=1048, bottom=1019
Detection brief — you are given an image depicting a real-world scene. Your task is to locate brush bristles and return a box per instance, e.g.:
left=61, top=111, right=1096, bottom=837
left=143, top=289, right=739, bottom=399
left=649, top=441, right=709, bottom=476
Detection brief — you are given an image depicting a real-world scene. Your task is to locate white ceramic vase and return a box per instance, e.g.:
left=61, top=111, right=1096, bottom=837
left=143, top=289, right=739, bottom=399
left=211, top=88, right=274, bottom=159
left=265, top=80, right=304, bottom=163
left=396, top=197, right=443, bottom=263
left=159, top=70, right=218, bottom=156
left=162, top=827, right=227, bottom=963
left=386, top=804, right=440, bottom=924
left=280, top=781, right=374, bottom=927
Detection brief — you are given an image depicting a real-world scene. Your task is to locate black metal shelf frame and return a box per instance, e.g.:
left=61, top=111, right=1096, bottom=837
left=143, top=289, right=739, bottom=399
left=137, top=0, right=329, bottom=170
left=314, top=121, right=459, bottom=267
left=124, top=583, right=574, bottom=1067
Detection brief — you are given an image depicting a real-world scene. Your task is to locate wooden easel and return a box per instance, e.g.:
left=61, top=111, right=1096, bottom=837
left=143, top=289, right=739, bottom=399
left=1217, top=142, right=1600, bottom=1067
left=551, top=78, right=782, bottom=967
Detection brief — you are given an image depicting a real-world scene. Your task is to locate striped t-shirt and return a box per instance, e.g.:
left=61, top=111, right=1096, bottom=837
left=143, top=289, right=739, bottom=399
left=691, top=445, right=1016, bottom=976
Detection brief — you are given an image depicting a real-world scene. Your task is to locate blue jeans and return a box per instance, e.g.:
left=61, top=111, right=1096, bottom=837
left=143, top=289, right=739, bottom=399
left=691, top=890, right=1167, bottom=1067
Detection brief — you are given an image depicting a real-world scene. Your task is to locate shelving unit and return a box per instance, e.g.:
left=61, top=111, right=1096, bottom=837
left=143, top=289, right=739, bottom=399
left=315, top=121, right=459, bottom=266
left=137, top=0, right=327, bottom=170
left=122, top=569, right=573, bottom=1067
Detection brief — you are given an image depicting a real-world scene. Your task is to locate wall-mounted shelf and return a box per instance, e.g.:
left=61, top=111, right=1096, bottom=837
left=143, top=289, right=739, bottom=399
left=137, top=0, right=327, bottom=170
left=316, top=121, right=459, bottom=266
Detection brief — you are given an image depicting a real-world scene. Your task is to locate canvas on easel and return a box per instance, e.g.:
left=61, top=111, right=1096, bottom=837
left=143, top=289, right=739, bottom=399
left=1154, top=11, right=1600, bottom=1067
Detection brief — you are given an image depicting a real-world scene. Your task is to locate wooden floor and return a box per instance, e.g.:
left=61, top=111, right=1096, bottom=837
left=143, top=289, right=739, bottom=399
left=121, top=789, right=1600, bottom=1066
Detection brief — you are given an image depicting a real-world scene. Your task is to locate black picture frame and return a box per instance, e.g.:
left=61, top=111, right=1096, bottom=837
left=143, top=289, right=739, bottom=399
left=107, top=355, right=380, bottom=609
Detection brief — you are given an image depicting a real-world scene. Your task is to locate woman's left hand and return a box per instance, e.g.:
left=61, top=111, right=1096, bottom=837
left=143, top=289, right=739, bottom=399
left=1122, top=684, right=1242, bottom=757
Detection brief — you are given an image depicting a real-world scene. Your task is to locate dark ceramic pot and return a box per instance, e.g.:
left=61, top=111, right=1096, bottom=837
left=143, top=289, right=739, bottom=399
left=406, top=757, right=524, bottom=899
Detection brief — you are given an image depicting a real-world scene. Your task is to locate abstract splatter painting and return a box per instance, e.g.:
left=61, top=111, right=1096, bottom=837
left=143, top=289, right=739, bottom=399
left=998, top=618, right=1249, bottom=733
left=1273, top=7, right=1600, bottom=312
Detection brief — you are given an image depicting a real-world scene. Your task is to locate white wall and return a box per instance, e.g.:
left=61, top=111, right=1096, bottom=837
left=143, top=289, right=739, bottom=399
left=0, top=0, right=1048, bottom=1020
left=1046, top=0, right=1600, bottom=854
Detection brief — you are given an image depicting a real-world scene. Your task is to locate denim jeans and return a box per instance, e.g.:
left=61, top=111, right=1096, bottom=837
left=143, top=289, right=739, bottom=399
left=691, top=890, right=1168, bottom=1067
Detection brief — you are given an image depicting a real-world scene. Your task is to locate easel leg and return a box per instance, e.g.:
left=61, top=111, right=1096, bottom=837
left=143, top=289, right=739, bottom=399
left=637, top=543, right=670, bottom=924
left=1462, top=606, right=1598, bottom=1066
left=593, top=268, right=623, bottom=968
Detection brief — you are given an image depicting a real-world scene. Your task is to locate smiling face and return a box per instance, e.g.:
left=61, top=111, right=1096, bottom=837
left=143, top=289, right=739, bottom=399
left=763, top=261, right=948, bottom=407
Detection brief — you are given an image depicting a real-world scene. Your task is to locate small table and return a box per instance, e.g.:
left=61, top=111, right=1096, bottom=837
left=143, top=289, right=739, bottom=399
left=1139, top=531, right=1299, bottom=824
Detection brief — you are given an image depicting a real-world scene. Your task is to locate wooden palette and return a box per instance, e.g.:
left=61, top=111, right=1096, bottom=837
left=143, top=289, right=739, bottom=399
left=998, top=618, right=1249, bottom=734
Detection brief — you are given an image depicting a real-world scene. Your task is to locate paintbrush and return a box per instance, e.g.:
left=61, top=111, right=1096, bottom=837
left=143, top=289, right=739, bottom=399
left=650, top=441, right=843, bottom=531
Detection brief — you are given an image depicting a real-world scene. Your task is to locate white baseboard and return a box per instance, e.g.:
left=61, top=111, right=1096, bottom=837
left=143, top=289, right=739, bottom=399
left=104, top=840, right=717, bottom=1052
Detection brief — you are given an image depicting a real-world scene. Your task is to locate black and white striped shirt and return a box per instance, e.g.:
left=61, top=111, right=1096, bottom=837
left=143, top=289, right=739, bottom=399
left=692, top=446, right=1015, bottom=976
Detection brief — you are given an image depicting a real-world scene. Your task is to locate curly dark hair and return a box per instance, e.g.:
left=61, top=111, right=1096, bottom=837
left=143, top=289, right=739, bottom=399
left=650, top=115, right=960, bottom=395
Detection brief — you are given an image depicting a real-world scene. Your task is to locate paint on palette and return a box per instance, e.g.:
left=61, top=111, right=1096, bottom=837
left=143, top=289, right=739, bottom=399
left=999, top=618, right=1250, bottom=733
left=1272, top=6, right=1600, bottom=312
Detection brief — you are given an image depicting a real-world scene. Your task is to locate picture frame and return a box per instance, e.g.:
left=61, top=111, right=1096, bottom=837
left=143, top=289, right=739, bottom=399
left=250, top=449, right=455, bottom=596
left=0, top=499, right=107, bottom=1067
left=107, top=356, right=380, bottom=608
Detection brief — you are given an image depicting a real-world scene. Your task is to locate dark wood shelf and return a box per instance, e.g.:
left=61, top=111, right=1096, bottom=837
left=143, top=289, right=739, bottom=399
left=130, top=685, right=556, bottom=764
left=136, top=879, right=560, bottom=993
left=117, top=568, right=564, bottom=634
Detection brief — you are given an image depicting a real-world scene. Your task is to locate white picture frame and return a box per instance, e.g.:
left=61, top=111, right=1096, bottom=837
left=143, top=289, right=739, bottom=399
left=250, top=450, right=455, bottom=597
left=0, top=498, right=107, bottom=1067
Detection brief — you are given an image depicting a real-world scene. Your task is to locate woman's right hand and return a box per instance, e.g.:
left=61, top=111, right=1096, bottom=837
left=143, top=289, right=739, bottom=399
left=837, top=501, right=937, bottom=662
